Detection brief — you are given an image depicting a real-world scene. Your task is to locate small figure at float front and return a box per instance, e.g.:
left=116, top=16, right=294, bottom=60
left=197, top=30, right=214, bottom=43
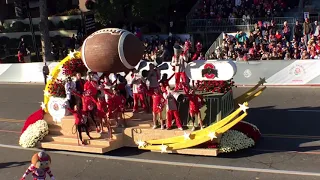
left=21, top=151, right=55, bottom=180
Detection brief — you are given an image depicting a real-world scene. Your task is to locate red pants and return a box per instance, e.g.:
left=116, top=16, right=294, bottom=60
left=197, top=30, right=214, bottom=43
left=148, top=87, right=158, bottom=108
left=167, top=110, right=182, bottom=128
left=175, top=72, right=187, bottom=90
left=133, top=93, right=146, bottom=111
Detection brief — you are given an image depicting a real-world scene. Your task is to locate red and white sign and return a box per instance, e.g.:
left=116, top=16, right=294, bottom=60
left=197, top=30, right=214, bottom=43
left=185, top=60, right=237, bottom=81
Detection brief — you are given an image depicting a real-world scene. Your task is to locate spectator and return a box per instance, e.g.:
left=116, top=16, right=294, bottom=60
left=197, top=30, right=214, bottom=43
left=17, top=51, right=24, bottom=63
left=303, top=18, right=313, bottom=45
left=207, top=19, right=320, bottom=61
left=282, top=21, right=291, bottom=41
left=18, top=38, right=27, bottom=55
left=294, top=20, right=303, bottom=41
left=192, top=0, right=288, bottom=20
left=313, top=21, right=320, bottom=37
left=70, top=34, right=76, bottom=50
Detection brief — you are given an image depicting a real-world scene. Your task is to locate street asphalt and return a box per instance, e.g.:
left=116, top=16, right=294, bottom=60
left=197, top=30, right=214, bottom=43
left=1, top=84, right=320, bottom=179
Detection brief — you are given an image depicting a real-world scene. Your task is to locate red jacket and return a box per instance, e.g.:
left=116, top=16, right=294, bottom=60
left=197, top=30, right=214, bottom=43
left=72, top=91, right=94, bottom=111
left=104, top=90, right=126, bottom=111
left=67, top=108, right=84, bottom=125
left=84, top=81, right=98, bottom=96
left=147, top=91, right=165, bottom=111
left=183, top=85, right=204, bottom=111
left=90, top=97, right=107, bottom=118
left=90, top=97, right=107, bottom=111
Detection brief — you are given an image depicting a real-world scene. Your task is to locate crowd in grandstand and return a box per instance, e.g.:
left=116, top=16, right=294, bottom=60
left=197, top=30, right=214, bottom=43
left=192, top=0, right=292, bottom=20
left=142, top=36, right=189, bottom=62
left=207, top=18, right=320, bottom=60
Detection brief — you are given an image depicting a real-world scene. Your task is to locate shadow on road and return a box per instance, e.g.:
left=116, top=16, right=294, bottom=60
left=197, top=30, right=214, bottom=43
left=0, top=161, right=29, bottom=169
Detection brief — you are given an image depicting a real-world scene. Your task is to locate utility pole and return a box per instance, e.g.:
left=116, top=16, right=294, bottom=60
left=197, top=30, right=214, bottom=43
left=39, top=0, right=52, bottom=63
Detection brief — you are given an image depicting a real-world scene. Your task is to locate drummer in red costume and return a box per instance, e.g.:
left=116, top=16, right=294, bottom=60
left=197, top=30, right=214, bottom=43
left=183, top=83, right=205, bottom=131
left=84, top=75, right=98, bottom=97
left=132, top=69, right=147, bottom=112
left=89, top=96, right=111, bottom=135
left=101, top=75, right=115, bottom=105
left=163, top=86, right=183, bottom=130
left=146, top=88, right=165, bottom=129
left=72, top=90, right=100, bottom=132
left=191, top=42, right=203, bottom=61
left=104, top=88, right=126, bottom=127
left=184, top=39, right=192, bottom=60
left=172, top=45, right=187, bottom=91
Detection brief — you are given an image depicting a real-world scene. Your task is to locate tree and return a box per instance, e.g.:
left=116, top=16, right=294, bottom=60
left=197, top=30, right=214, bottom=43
left=39, top=0, right=52, bottom=62
left=95, top=0, right=179, bottom=32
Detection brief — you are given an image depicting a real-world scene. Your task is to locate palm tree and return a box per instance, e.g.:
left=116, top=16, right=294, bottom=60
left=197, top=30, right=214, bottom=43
left=39, top=0, right=52, bottom=62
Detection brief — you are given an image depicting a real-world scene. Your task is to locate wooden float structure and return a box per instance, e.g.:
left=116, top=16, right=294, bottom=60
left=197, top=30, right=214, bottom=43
left=38, top=91, right=234, bottom=156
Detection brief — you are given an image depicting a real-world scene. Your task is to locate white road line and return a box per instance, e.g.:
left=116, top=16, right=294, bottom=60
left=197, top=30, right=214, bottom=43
left=1, top=144, right=320, bottom=177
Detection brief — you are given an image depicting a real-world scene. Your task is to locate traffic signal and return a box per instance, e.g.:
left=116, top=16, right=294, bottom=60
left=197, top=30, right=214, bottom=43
left=14, top=0, right=28, bottom=19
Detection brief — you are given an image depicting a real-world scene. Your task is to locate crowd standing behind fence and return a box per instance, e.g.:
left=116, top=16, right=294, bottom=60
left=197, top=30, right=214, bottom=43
left=206, top=18, right=320, bottom=61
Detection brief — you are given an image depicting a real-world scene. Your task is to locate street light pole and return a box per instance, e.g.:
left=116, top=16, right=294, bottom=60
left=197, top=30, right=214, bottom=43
left=26, top=2, right=41, bottom=62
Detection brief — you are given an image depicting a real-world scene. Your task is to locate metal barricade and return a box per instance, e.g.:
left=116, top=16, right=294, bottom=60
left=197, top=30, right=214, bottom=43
left=220, top=90, right=234, bottom=119
left=177, top=90, right=234, bottom=126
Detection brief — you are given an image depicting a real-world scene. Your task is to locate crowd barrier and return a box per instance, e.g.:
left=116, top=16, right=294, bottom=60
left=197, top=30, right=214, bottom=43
left=1, top=60, right=320, bottom=86
left=233, top=60, right=320, bottom=86
left=0, top=62, right=59, bottom=83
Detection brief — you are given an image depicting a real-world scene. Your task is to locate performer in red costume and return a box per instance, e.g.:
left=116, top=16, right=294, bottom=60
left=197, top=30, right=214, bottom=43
left=182, top=83, right=205, bottom=131
left=84, top=75, right=98, bottom=97
left=101, top=75, right=116, bottom=106
left=21, top=151, right=55, bottom=180
left=132, top=69, right=147, bottom=112
left=89, top=96, right=110, bottom=135
left=159, top=73, right=174, bottom=94
left=146, top=88, right=165, bottom=129
left=104, top=88, right=126, bottom=127
left=191, top=42, right=203, bottom=61
left=163, top=86, right=183, bottom=130
left=67, top=105, right=92, bottom=145
left=184, top=39, right=192, bottom=60
left=72, top=90, right=99, bottom=132
left=172, top=45, right=187, bottom=91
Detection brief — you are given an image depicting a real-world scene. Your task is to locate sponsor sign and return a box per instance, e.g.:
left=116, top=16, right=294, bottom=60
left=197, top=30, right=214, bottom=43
left=289, top=64, right=306, bottom=83
left=47, top=97, right=66, bottom=123
left=243, top=69, right=252, bottom=78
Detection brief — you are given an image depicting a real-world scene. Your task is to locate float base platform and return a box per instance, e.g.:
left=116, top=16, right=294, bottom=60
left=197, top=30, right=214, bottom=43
left=39, top=112, right=219, bottom=156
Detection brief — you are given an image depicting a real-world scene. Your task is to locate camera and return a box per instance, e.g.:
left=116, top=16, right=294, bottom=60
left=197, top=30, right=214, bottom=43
left=202, top=68, right=218, bottom=78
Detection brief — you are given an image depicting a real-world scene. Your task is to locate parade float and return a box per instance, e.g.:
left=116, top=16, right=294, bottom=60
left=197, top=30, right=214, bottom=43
left=19, top=28, right=266, bottom=156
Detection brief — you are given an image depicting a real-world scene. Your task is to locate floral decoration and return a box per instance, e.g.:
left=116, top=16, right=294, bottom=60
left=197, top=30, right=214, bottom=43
left=19, top=120, right=49, bottom=148
left=62, top=58, right=87, bottom=77
left=231, top=121, right=261, bottom=143
left=195, top=79, right=236, bottom=94
left=218, top=130, right=255, bottom=153
left=48, top=79, right=66, bottom=98
left=21, top=108, right=44, bottom=134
